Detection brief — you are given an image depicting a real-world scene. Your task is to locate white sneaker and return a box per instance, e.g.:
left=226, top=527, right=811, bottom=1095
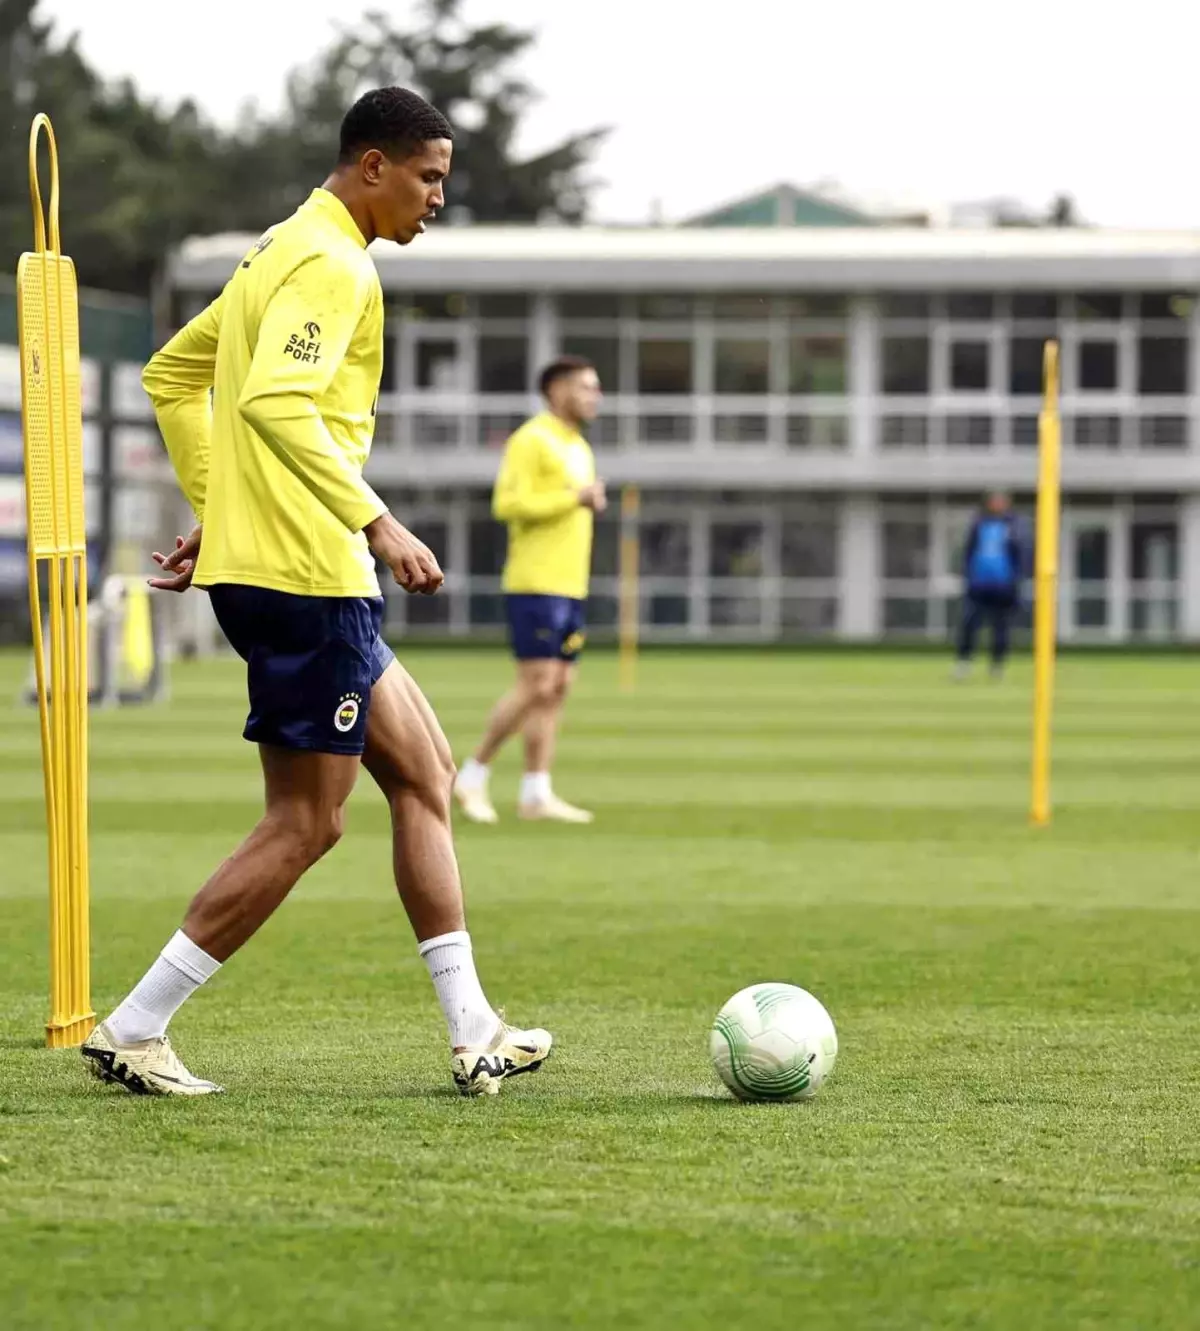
left=454, top=772, right=499, bottom=824
left=451, top=1019, right=553, bottom=1097
left=81, top=1021, right=223, bottom=1096
left=517, top=794, right=594, bottom=824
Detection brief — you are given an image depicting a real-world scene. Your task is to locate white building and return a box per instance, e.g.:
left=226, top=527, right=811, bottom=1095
left=163, top=225, right=1200, bottom=645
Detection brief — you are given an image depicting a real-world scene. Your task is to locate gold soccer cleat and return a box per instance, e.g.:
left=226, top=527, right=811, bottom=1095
left=82, top=1022, right=223, bottom=1097
left=451, top=1020, right=553, bottom=1097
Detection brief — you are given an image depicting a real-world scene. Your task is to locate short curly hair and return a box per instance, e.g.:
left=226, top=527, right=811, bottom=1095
left=338, top=87, right=453, bottom=164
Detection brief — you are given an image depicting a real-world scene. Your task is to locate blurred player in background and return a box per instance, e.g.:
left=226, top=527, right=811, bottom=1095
left=80, top=87, right=551, bottom=1099
left=454, top=356, right=604, bottom=824
left=954, top=491, right=1028, bottom=679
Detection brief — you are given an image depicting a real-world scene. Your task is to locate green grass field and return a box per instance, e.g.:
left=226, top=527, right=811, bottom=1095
left=2, top=646, right=1199, bottom=1329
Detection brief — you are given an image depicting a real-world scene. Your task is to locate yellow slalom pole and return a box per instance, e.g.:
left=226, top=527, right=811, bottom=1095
left=618, top=485, right=640, bottom=694
left=1030, top=340, right=1062, bottom=827
left=19, top=113, right=94, bottom=1047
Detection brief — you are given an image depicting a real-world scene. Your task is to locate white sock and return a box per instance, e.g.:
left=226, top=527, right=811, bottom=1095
left=520, top=771, right=552, bottom=805
left=106, top=930, right=221, bottom=1044
left=458, top=757, right=489, bottom=791
left=418, top=931, right=499, bottom=1049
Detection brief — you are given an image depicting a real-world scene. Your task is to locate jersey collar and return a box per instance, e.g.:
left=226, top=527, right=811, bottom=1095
left=538, top=411, right=581, bottom=441
left=304, top=188, right=369, bottom=249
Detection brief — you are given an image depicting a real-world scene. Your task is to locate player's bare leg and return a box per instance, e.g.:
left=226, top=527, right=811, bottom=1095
left=363, top=660, right=465, bottom=941
left=83, top=747, right=360, bottom=1096
left=366, top=660, right=551, bottom=1095
left=517, top=662, right=591, bottom=824
left=183, top=747, right=361, bottom=959
left=454, top=659, right=560, bottom=823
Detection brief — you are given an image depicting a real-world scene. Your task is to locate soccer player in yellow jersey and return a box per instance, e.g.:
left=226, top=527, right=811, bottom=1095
left=80, top=88, right=551, bottom=1099
left=454, top=356, right=605, bottom=825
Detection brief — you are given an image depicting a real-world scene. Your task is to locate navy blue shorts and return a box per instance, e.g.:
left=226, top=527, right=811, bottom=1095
left=208, top=584, right=396, bottom=756
left=506, top=594, right=587, bottom=662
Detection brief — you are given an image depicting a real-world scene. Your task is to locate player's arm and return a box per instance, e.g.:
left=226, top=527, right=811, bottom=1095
left=961, top=519, right=980, bottom=577
left=235, top=254, right=387, bottom=534
left=492, top=432, right=599, bottom=522
left=142, top=292, right=224, bottom=521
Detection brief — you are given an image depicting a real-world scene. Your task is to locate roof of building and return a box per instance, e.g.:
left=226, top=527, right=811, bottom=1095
left=169, top=225, right=1200, bottom=292
left=684, top=182, right=880, bottom=228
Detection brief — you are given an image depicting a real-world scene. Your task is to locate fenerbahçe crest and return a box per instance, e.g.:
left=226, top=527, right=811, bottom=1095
left=334, top=692, right=362, bottom=733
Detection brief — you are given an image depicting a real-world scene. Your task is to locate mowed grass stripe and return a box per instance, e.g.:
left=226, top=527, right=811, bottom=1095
left=3, top=647, right=1200, bottom=1330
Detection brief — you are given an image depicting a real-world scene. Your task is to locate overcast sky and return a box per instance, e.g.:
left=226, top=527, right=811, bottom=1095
left=37, top=0, right=1200, bottom=228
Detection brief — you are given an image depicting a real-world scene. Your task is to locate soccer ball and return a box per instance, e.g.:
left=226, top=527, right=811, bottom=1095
left=709, top=983, right=838, bottom=1102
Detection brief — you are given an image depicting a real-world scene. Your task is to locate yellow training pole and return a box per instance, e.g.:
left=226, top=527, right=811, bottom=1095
left=1030, top=340, right=1062, bottom=827
left=618, top=485, right=640, bottom=693
left=18, top=113, right=94, bottom=1047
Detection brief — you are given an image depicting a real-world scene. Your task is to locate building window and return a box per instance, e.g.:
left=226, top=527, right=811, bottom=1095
left=637, top=414, right=692, bottom=444
left=477, top=336, right=528, bottom=393
left=637, top=340, right=692, bottom=394
left=415, top=340, right=462, bottom=390
left=882, top=512, right=930, bottom=578
left=412, top=413, right=461, bottom=447
left=879, top=294, right=930, bottom=319
left=950, top=341, right=990, bottom=391
left=1072, top=415, right=1122, bottom=449
left=1009, top=338, right=1046, bottom=395
left=712, top=293, right=773, bottom=320
left=881, top=415, right=928, bottom=448
left=781, top=506, right=837, bottom=577
left=588, top=415, right=621, bottom=447
left=1012, top=292, right=1059, bottom=320
left=562, top=335, right=621, bottom=393
left=883, top=598, right=929, bottom=631
left=476, top=293, right=529, bottom=319
left=714, top=414, right=770, bottom=444
left=640, top=521, right=690, bottom=576
left=786, top=293, right=849, bottom=319
left=1138, top=416, right=1188, bottom=450
left=402, top=292, right=469, bottom=320
left=710, top=522, right=766, bottom=577
left=946, top=292, right=994, bottom=320
left=1074, top=292, right=1123, bottom=321
left=787, top=415, right=848, bottom=449
left=1011, top=415, right=1039, bottom=447
left=1138, top=337, right=1189, bottom=395
left=881, top=337, right=930, bottom=394
left=476, top=413, right=525, bottom=449
left=637, top=293, right=694, bottom=321
left=714, top=338, right=771, bottom=393
left=781, top=597, right=838, bottom=633
left=1139, top=293, right=1192, bottom=321
left=557, top=292, right=621, bottom=319
left=945, top=415, right=993, bottom=448
left=1077, top=341, right=1118, bottom=391
left=790, top=336, right=846, bottom=393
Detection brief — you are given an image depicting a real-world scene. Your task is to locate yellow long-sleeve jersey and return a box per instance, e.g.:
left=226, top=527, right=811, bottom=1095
left=493, top=412, right=595, bottom=601
left=142, top=188, right=387, bottom=597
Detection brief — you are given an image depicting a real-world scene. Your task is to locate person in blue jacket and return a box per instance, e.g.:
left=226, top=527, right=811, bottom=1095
left=955, top=492, right=1027, bottom=678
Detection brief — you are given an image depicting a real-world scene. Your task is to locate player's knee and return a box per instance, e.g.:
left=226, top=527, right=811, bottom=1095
left=527, top=674, right=561, bottom=708
left=274, top=802, right=343, bottom=865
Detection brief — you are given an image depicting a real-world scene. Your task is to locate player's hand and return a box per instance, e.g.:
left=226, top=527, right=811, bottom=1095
left=578, top=481, right=608, bottom=514
left=149, top=524, right=202, bottom=593
left=365, top=513, right=444, bottom=595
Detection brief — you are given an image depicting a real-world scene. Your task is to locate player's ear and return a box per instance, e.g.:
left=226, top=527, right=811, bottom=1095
left=360, top=149, right=385, bottom=186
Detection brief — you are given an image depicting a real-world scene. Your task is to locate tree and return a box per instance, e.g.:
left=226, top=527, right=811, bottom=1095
left=1, top=0, right=227, bottom=293
left=228, top=1, right=608, bottom=227
left=2, top=0, right=608, bottom=296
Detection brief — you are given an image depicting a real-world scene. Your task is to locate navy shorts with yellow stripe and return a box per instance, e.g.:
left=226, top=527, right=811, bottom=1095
left=208, top=584, right=395, bottom=756
left=506, top=593, right=587, bottom=662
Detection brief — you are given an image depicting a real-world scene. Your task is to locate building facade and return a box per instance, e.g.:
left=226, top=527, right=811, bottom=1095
left=162, top=226, right=1200, bottom=645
